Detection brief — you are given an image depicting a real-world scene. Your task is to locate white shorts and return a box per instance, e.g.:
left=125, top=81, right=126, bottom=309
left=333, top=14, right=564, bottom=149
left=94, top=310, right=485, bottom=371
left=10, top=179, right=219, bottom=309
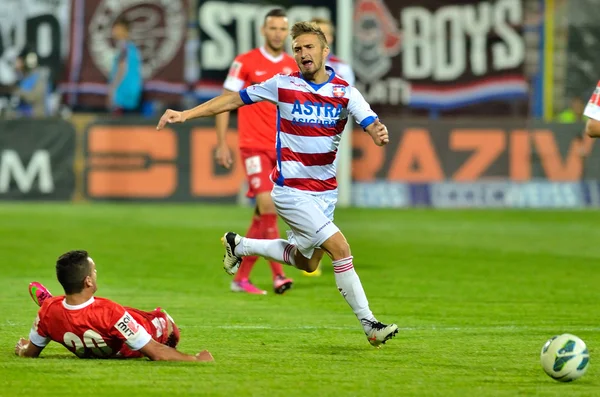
left=271, top=185, right=340, bottom=259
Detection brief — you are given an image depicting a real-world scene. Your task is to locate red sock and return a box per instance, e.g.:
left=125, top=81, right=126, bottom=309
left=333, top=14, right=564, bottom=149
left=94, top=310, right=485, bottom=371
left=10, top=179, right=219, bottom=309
left=234, top=215, right=261, bottom=282
left=261, top=213, right=285, bottom=279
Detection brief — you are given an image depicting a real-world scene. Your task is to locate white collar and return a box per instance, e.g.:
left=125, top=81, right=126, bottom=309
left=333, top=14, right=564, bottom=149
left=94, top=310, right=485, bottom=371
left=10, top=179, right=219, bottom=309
left=260, top=46, right=284, bottom=63
left=62, top=296, right=95, bottom=310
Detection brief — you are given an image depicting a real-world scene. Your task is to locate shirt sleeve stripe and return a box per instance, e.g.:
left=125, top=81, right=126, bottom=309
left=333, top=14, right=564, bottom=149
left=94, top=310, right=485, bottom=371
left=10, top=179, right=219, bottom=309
left=360, top=115, right=377, bottom=129
left=239, top=89, right=254, bottom=105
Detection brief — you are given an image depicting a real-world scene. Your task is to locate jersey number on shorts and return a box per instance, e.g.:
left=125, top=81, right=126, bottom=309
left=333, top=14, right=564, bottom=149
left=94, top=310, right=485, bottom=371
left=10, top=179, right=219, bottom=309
left=63, top=330, right=113, bottom=358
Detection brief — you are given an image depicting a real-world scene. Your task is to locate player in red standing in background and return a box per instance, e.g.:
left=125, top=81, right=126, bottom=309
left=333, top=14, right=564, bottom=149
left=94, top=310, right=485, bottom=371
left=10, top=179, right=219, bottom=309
left=214, top=8, right=297, bottom=295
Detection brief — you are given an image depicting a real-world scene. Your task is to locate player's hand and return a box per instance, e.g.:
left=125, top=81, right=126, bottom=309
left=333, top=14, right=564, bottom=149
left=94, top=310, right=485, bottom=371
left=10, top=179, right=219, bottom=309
left=195, top=350, right=214, bottom=362
left=369, top=120, right=389, bottom=146
left=14, top=338, right=29, bottom=356
left=156, top=109, right=186, bottom=130
left=215, top=143, right=233, bottom=169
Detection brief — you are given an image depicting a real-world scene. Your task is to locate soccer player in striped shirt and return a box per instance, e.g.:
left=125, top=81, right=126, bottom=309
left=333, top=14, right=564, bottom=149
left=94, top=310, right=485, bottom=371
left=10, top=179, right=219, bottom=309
left=302, top=17, right=356, bottom=278
left=157, top=22, right=398, bottom=347
left=215, top=8, right=297, bottom=295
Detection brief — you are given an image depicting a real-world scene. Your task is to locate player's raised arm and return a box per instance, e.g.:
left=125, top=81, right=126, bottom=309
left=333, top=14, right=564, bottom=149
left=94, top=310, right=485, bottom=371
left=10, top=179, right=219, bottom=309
left=365, top=119, right=389, bottom=146
left=156, top=91, right=245, bottom=130
left=346, top=86, right=388, bottom=146
left=156, top=76, right=280, bottom=131
left=238, top=75, right=279, bottom=105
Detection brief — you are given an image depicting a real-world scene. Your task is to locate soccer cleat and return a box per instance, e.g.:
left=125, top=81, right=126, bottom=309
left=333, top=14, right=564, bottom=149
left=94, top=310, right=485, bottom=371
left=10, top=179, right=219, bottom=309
left=273, top=275, right=293, bottom=294
left=221, top=232, right=243, bottom=275
left=362, top=319, right=399, bottom=348
left=29, top=282, right=53, bottom=307
left=230, top=280, right=267, bottom=295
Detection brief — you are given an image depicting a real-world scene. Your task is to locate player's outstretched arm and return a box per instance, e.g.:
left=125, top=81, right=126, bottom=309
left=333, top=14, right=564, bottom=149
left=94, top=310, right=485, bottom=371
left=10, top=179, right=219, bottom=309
left=156, top=91, right=245, bottom=130
left=365, top=119, right=390, bottom=146
left=14, top=338, right=44, bottom=358
left=139, top=339, right=214, bottom=362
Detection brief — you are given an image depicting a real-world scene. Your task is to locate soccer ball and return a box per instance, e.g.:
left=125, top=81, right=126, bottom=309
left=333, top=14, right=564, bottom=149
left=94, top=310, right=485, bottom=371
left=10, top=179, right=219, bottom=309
left=540, top=333, right=590, bottom=382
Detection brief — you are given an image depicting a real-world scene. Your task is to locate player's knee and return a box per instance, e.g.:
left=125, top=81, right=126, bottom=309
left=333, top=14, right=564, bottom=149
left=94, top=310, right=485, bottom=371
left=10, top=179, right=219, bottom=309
left=327, top=236, right=351, bottom=260
left=256, top=193, right=276, bottom=214
left=259, top=202, right=276, bottom=215
left=321, top=232, right=351, bottom=260
left=327, top=240, right=351, bottom=261
left=334, top=241, right=351, bottom=259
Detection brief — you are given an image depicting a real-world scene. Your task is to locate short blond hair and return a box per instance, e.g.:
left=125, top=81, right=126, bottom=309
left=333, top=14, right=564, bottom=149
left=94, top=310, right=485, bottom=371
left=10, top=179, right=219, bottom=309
left=290, top=21, right=328, bottom=48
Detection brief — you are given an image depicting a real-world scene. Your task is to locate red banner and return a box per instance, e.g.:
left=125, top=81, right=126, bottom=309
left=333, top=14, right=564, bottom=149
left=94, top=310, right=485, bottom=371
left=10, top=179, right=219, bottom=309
left=61, top=0, right=189, bottom=109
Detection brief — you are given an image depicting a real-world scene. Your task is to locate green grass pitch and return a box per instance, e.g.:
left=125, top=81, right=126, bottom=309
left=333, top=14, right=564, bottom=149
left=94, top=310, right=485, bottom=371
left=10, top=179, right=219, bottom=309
left=0, top=203, right=598, bottom=396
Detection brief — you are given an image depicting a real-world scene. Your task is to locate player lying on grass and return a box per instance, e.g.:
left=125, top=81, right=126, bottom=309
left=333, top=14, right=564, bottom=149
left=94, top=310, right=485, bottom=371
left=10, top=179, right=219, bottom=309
left=156, top=22, right=398, bottom=348
left=15, top=250, right=213, bottom=361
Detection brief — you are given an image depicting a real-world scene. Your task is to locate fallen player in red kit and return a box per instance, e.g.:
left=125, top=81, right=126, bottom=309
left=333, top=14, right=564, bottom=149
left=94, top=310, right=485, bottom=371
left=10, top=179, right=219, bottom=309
left=15, top=250, right=213, bottom=362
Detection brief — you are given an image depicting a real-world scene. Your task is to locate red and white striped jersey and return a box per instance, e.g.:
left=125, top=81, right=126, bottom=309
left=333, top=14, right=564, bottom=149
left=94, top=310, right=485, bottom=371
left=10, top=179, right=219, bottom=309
left=239, top=66, right=377, bottom=193
left=584, top=81, right=600, bottom=121
left=223, top=47, right=298, bottom=150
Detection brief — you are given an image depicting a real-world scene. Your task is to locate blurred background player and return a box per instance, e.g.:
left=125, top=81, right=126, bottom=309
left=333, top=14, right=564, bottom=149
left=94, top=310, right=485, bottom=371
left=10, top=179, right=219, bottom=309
left=311, top=17, right=355, bottom=86
left=214, top=8, right=297, bottom=295
left=15, top=250, right=213, bottom=362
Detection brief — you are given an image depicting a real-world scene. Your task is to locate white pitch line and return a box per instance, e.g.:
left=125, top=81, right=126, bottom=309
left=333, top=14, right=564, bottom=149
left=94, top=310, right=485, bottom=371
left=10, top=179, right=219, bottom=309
left=4, top=321, right=599, bottom=333
left=175, top=325, right=600, bottom=332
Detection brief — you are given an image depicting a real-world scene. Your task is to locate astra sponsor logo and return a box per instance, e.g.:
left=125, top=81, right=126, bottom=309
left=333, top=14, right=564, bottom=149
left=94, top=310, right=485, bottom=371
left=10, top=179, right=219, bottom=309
left=290, top=100, right=343, bottom=117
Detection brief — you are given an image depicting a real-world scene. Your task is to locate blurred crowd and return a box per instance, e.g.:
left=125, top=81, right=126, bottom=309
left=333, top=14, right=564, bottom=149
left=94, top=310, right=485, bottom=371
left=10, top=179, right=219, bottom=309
left=0, top=17, right=141, bottom=120
left=0, top=1, right=596, bottom=125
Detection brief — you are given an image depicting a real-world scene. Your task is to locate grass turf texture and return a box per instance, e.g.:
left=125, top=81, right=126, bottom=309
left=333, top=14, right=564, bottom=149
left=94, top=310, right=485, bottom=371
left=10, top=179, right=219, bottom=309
left=0, top=203, right=598, bottom=396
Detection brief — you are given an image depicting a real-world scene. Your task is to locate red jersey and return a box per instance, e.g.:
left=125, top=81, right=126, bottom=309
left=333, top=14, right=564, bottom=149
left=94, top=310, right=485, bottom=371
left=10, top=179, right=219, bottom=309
left=224, top=47, right=298, bottom=150
left=28, top=296, right=168, bottom=359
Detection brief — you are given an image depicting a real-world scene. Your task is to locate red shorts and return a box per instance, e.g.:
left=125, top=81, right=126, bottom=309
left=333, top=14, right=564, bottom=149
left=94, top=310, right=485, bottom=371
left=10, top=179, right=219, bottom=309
left=240, top=148, right=277, bottom=198
left=117, top=307, right=180, bottom=358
